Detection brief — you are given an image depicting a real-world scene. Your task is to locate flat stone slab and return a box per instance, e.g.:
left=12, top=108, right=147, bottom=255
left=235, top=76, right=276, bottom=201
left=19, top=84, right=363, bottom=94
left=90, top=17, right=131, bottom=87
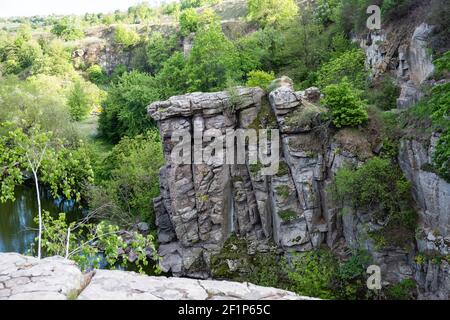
left=0, top=253, right=85, bottom=300
left=0, top=253, right=313, bottom=300
left=78, top=270, right=311, bottom=300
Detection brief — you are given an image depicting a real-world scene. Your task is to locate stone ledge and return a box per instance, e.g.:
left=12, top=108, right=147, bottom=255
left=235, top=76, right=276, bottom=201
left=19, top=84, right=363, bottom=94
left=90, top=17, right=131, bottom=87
left=0, top=253, right=313, bottom=300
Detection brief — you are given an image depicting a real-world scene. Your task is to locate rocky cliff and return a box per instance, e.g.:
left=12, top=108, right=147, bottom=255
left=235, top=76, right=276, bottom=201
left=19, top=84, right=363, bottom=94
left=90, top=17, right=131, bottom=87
left=148, top=81, right=416, bottom=286
left=358, top=9, right=450, bottom=299
left=148, top=20, right=449, bottom=298
left=0, top=253, right=309, bottom=300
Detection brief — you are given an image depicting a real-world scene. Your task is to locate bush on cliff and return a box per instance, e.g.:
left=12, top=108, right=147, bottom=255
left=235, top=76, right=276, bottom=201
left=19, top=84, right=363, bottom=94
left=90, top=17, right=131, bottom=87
left=245, top=70, right=275, bottom=90
left=333, top=157, right=418, bottom=246
left=322, top=80, right=368, bottom=128
left=114, top=24, right=140, bottom=48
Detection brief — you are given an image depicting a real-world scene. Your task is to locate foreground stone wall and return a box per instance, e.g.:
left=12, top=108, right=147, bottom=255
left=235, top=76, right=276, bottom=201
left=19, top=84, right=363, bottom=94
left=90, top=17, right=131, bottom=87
left=0, top=253, right=309, bottom=300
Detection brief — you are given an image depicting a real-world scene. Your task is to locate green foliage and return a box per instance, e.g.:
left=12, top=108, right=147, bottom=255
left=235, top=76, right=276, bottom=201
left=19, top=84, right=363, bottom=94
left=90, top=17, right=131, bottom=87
left=186, top=26, right=241, bottom=92
left=278, top=210, right=297, bottom=222
left=114, top=24, right=140, bottom=48
left=245, top=70, right=275, bottom=90
left=334, top=157, right=418, bottom=246
left=211, top=235, right=289, bottom=288
left=128, top=2, right=154, bottom=24
left=284, top=249, right=337, bottom=299
left=433, top=130, right=450, bottom=182
left=154, top=52, right=189, bottom=99
left=334, top=250, right=372, bottom=299
left=427, top=82, right=450, bottom=126
left=0, top=125, right=94, bottom=204
left=67, top=80, right=100, bottom=121
left=385, top=279, right=417, bottom=300
left=316, top=49, right=367, bottom=90
left=51, top=17, right=84, bottom=41
left=313, top=0, right=340, bottom=25
left=275, top=185, right=290, bottom=199
left=145, top=32, right=179, bottom=74
left=407, top=80, right=449, bottom=182
left=381, top=0, right=417, bottom=21
left=0, top=75, right=78, bottom=142
left=367, top=76, right=400, bottom=110
left=247, top=0, right=299, bottom=27
left=179, top=8, right=199, bottom=35
left=86, top=64, right=108, bottom=84
left=432, top=51, right=450, bottom=80
left=37, top=212, right=160, bottom=273
left=99, top=71, right=159, bottom=143
left=322, top=80, right=368, bottom=128
left=89, top=130, right=164, bottom=226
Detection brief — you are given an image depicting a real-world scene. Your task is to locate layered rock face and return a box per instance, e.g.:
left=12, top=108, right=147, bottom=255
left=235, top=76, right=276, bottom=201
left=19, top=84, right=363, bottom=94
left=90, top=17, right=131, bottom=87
left=148, top=81, right=419, bottom=286
left=358, top=16, right=450, bottom=299
left=0, top=253, right=308, bottom=300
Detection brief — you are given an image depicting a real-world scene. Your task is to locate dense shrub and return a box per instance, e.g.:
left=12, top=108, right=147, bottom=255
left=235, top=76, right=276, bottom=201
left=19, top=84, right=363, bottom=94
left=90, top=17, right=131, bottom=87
left=68, top=80, right=104, bottom=121
left=89, top=130, right=164, bottom=226
left=145, top=32, right=179, bottom=74
left=322, top=80, right=368, bottom=128
left=433, top=130, right=450, bottom=182
left=99, top=71, right=159, bottom=143
left=333, top=157, right=418, bottom=245
left=334, top=250, right=372, bottom=299
left=154, top=52, right=189, bottom=99
left=51, top=17, right=85, bottom=41
left=385, top=279, right=417, bottom=300
left=367, top=76, right=400, bottom=110
left=86, top=64, right=108, bottom=84
left=114, top=25, right=140, bottom=48
left=284, top=249, right=337, bottom=299
left=179, top=8, right=199, bottom=35
left=245, top=70, right=275, bottom=90
left=247, top=0, right=299, bottom=27
left=381, top=0, right=418, bottom=21
left=316, top=49, right=367, bottom=89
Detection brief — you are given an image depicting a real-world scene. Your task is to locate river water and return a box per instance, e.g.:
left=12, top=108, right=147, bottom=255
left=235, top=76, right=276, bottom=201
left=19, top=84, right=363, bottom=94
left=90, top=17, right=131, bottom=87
left=0, top=185, right=83, bottom=254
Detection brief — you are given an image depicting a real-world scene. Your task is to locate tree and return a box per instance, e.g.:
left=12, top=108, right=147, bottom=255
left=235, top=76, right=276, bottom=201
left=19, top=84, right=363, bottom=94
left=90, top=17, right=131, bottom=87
left=68, top=80, right=90, bottom=121
left=186, top=26, right=241, bottom=92
left=316, top=49, right=367, bottom=90
left=247, top=0, right=299, bottom=27
left=0, top=126, right=94, bottom=259
left=68, top=79, right=104, bottom=121
left=145, top=32, right=178, bottom=74
left=155, top=52, right=189, bottom=99
left=99, top=71, right=160, bottom=142
left=51, top=17, right=85, bottom=41
left=179, top=8, right=199, bottom=36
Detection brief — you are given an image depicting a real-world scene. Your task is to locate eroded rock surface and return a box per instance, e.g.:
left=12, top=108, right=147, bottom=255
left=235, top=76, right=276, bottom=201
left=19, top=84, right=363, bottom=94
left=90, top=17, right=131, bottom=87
left=0, top=253, right=309, bottom=300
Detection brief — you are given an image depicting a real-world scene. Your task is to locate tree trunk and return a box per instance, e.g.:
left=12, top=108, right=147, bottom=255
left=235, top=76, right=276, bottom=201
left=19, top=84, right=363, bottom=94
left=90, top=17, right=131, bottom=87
left=32, top=169, right=42, bottom=259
